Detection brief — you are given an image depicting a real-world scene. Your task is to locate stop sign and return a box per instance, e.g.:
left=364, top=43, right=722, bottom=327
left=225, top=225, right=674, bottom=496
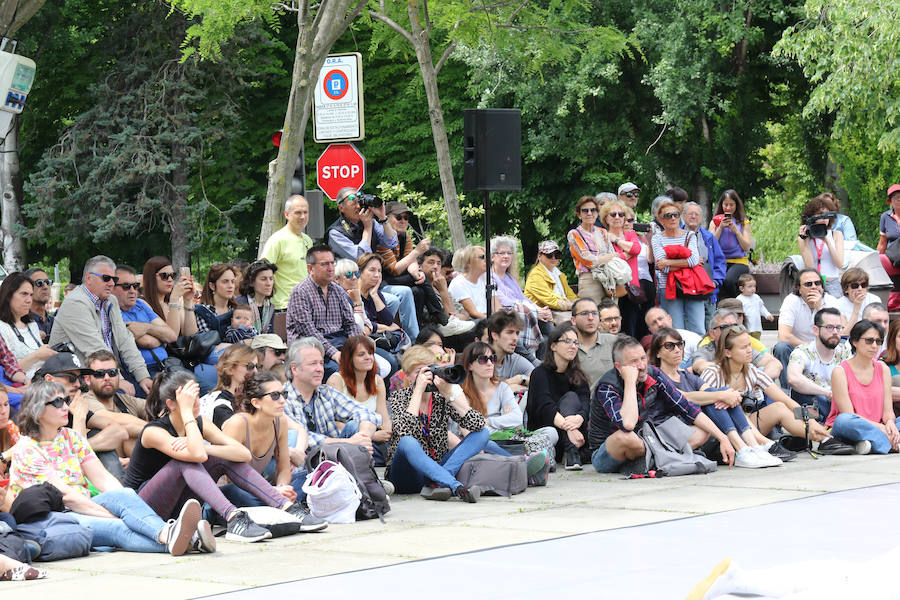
left=316, top=143, right=366, bottom=201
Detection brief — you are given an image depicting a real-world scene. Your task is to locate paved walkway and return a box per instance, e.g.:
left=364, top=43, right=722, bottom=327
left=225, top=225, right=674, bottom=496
left=11, top=451, right=900, bottom=599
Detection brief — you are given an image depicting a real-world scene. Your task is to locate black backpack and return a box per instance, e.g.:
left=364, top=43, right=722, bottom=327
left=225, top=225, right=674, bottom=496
left=305, top=442, right=390, bottom=521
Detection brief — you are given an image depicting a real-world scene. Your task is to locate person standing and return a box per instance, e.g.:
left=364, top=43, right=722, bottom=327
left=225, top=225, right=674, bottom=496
left=259, top=195, right=314, bottom=311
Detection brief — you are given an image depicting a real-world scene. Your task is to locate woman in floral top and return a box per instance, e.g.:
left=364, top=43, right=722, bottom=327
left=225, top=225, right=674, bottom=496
left=385, top=345, right=489, bottom=503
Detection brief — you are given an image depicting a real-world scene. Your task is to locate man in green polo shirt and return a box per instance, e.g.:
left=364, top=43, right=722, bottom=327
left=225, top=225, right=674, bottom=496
left=260, top=195, right=314, bottom=310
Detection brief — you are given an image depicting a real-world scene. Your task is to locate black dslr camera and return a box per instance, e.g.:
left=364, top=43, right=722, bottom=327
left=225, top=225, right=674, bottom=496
left=425, top=364, right=466, bottom=392
left=804, top=211, right=836, bottom=239
left=740, top=392, right=759, bottom=413
left=357, top=193, right=383, bottom=210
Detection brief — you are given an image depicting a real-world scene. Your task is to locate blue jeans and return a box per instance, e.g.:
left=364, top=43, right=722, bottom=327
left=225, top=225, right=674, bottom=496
left=702, top=404, right=751, bottom=435
left=831, top=413, right=900, bottom=454
left=382, top=285, right=419, bottom=340
left=591, top=440, right=625, bottom=473
left=483, top=440, right=512, bottom=457
left=387, top=429, right=490, bottom=493
left=772, top=342, right=794, bottom=389
left=74, top=488, right=166, bottom=553
left=792, top=391, right=830, bottom=424
left=657, top=290, right=706, bottom=336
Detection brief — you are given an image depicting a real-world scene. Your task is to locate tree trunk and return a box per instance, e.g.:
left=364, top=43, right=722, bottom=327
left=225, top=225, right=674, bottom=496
left=0, top=117, right=26, bottom=272
left=170, top=171, right=189, bottom=269
left=407, top=2, right=465, bottom=251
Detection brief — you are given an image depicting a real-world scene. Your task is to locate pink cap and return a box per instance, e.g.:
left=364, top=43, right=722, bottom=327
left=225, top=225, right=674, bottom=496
left=888, top=184, right=900, bottom=198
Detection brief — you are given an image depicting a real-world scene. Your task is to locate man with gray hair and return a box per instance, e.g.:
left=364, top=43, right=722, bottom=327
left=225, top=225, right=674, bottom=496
left=683, top=200, right=726, bottom=330
left=861, top=303, right=889, bottom=353
left=49, top=256, right=152, bottom=396
left=259, top=194, right=313, bottom=310
left=691, top=308, right=782, bottom=381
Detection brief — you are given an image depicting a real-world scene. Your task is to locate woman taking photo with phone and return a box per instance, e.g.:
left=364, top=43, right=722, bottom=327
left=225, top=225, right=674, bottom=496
left=710, top=190, right=753, bottom=299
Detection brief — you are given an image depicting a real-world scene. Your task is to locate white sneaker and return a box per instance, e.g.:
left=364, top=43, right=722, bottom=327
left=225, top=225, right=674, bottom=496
left=751, top=445, right=783, bottom=467
left=438, top=316, right=475, bottom=337
left=734, top=447, right=766, bottom=468
left=854, top=440, right=872, bottom=455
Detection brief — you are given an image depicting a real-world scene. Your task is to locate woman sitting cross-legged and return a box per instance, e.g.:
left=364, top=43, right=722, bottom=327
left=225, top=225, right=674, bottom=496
left=385, top=345, right=490, bottom=503
left=123, top=370, right=315, bottom=543
left=827, top=319, right=900, bottom=455
left=649, top=328, right=781, bottom=468
left=8, top=381, right=209, bottom=556
left=221, top=372, right=325, bottom=531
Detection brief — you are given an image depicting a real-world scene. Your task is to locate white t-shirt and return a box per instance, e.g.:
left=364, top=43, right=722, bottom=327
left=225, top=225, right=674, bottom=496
left=835, top=293, right=880, bottom=321
left=739, top=293, right=772, bottom=333
left=803, top=232, right=840, bottom=278
left=778, top=293, right=840, bottom=344
left=678, top=328, right=701, bottom=368
left=0, top=321, right=43, bottom=379
left=448, top=274, right=487, bottom=315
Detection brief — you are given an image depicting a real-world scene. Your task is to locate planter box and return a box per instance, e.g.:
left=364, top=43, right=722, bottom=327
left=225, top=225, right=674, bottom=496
left=753, top=272, right=780, bottom=295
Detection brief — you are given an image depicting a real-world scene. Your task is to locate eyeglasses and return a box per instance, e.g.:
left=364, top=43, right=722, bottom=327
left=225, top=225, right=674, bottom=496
left=601, top=316, right=622, bottom=323
left=157, top=272, right=176, bottom=281
left=662, top=341, right=686, bottom=351
left=44, top=396, right=71, bottom=409
left=556, top=338, right=579, bottom=346
left=245, top=363, right=259, bottom=371
left=475, top=354, right=498, bottom=365
left=115, top=282, right=140, bottom=291
left=846, top=282, right=868, bottom=290
left=661, top=212, right=681, bottom=220
left=607, top=212, right=626, bottom=218
left=343, top=271, right=361, bottom=279
left=32, top=278, right=53, bottom=288
left=90, top=273, right=119, bottom=284
left=624, top=192, right=639, bottom=199
left=91, top=368, right=119, bottom=378
left=493, top=251, right=514, bottom=256
left=575, top=310, right=599, bottom=317
left=303, top=403, right=317, bottom=432
left=713, top=322, right=738, bottom=331
left=580, top=207, right=598, bottom=214
left=817, top=324, right=842, bottom=332
left=52, top=372, right=81, bottom=383
left=255, top=390, right=287, bottom=401
left=860, top=336, right=884, bottom=346
left=800, top=280, right=823, bottom=288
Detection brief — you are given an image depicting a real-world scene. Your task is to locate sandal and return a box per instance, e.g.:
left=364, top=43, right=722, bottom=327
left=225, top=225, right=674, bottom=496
left=0, top=564, right=48, bottom=581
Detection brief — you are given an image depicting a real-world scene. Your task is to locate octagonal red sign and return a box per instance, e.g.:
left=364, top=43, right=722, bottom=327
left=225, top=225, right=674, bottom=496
left=316, top=143, right=366, bottom=201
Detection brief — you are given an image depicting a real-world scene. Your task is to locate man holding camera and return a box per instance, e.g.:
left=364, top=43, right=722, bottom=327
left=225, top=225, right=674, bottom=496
left=327, top=186, right=398, bottom=261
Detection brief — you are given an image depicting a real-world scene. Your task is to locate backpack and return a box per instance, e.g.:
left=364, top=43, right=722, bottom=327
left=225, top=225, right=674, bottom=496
left=302, top=460, right=361, bottom=523
left=15, top=512, right=93, bottom=561
left=455, top=454, right=527, bottom=497
left=639, top=417, right=717, bottom=477
left=305, top=442, right=390, bottom=521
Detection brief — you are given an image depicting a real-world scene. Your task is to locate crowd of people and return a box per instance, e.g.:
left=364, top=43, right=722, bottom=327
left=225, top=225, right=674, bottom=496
left=0, top=182, right=898, bottom=582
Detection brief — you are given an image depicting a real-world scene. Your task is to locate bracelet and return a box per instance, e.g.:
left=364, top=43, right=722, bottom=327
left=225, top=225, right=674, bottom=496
left=169, top=302, right=184, bottom=308
left=183, top=419, right=197, bottom=427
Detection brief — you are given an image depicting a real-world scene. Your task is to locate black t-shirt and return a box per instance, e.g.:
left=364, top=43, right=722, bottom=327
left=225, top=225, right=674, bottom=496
left=211, top=390, right=236, bottom=430
left=123, top=414, right=205, bottom=490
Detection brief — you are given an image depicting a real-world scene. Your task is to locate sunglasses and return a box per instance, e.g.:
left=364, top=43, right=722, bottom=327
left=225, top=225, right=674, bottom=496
left=433, top=353, right=452, bottom=363
left=393, top=214, right=410, bottom=221
left=245, top=363, right=259, bottom=371
left=52, top=372, right=81, bottom=383
left=115, top=282, right=140, bottom=291
left=721, top=324, right=748, bottom=336
left=91, top=368, right=119, bottom=378
left=543, top=251, right=563, bottom=259
left=44, top=396, right=71, bottom=409
left=32, top=278, right=53, bottom=288
left=273, top=349, right=286, bottom=357
left=343, top=271, right=361, bottom=279
left=846, top=282, right=868, bottom=290
left=477, top=254, right=486, bottom=260
left=860, top=336, right=884, bottom=346
left=624, top=192, right=639, bottom=199
left=626, top=218, right=635, bottom=223
left=580, top=207, right=598, bottom=214
left=800, top=280, right=823, bottom=288
left=475, top=354, right=498, bottom=365
left=607, top=212, right=626, bottom=218
left=255, top=390, right=288, bottom=401
left=157, top=272, right=177, bottom=281
left=662, top=340, right=686, bottom=351
left=90, top=272, right=119, bottom=284
left=661, top=212, right=681, bottom=220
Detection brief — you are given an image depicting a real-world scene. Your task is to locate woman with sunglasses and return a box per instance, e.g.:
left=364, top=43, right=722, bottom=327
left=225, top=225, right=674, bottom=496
left=567, top=195, right=617, bottom=303
left=448, top=245, right=498, bottom=320
left=9, top=381, right=210, bottom=555
left=710, top=189, right=753, bottom=299
left=525, top=324, right=591, bottom=470
left=651, top=196, right=706, bottom=336
left=221, top=372, right=325, bottom=529
left=198, top=344, right=260, bottom=428
left=827, top=320, right=899, bottom=455
left=835, top=268, right=879, bottom=327
left=142, top=257, right=199, bottom=342
left=234, top=260, right=278, bottom=335
left=524, top=240, right=578, bottom=326
left=0, top=272, right=56, bottom=379
left=600, top=201, right=642, bottom=336
left=125, top=370, right=314, bottom=542
left=326, top=335, right=391, bottom=465
left=649, top=328, right=780, bottom=468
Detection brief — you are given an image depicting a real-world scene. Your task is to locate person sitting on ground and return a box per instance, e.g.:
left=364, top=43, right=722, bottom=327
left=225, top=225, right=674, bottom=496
left=569, top=298, right=617, bottom=389
left=700, top=324, right=851, bottom=454
left=523, top=240, right=577, bottom=326
left=418, top=247, right=477, bottom=345
left=835, top=268, right=881, bottom=332
left=49, top=256, right=151, bottom=396
left=282, top=337, right=381, bottom=455
left=141, top=258, right=198, bottom=343
left=325, top=335, right=391, bottom=466
left=862, top=303, right=890, bottom=356
left=198, top=344, right=260, bottom=429
left=387, top=328, right=456, bottom=395
left=491, top=235, right=553, bottom=332
left=327, top=187, right=397, bottom=261
left=358, top=253, right=402, bottom=373
left=0, top=272, right=56, bottom=380
left=881, top=320, right=900, bottom=413
left=826, top=320, right=899, bottom=455
left=286, top=245, right=360, bottom=379
left=448, top=244, right=499, bottom=320
left=0, top=544, right=46, bottom=581
left=773, top=267, right=843, bottom=388
left=798, top=194, right=844, bottom=298
left=483, top=310, right=534, bottom=395
left=736, top=274, right=773, bottom=340
left=590, top=336, right=736, bottom=474
left=194, top=263, right=237, bottom=338
left=221, top=371, right=325, bottom=531
left=234, top=259, right=278, bottom=335
left=83, top=350, right=148, bottom=461
left=115, top=264, right=178, bottom=380
left=251, top=334, right=287, bottom=378
left=259, top=195, right=313, bottom=311
left=649, top=328, right=782, bottom=468
left=643, top=307, right=702, bottom=369
left=786, top=308, right=851, bottom=423
left=598, top=299, right=622, bottom=334
left=9, top=381, right=209, bottom=555
left=525, top=324, right=591, bottom=470
left=124, top=370, right=313, bottom=543
left=692, top=308, right=782, bottom=382
left=24, top=267, right=54, bottom=342
left=459, top=341, right=523, bottom=434
left=385, top=345, right=488, bottom=503
left=0, top=387, right=17, bottom=479
left=223, top=304, right=259, bottom=344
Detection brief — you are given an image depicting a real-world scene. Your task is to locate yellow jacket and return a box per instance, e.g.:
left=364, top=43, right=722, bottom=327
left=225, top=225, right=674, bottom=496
left=524, top=264, right=578, bottom=309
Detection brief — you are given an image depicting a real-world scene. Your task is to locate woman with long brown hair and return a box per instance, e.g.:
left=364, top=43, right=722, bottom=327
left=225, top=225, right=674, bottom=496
left=880, top=319, right=900, bottom=413
left=195, top=263, right=238, bottom=337
left=142, top=256, right=198, bottom=338
left=710, top=189, right=754, bottom=298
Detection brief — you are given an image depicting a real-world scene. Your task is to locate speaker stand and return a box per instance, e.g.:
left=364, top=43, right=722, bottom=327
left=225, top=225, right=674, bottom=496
left=483, top=190, right=494, bottom=318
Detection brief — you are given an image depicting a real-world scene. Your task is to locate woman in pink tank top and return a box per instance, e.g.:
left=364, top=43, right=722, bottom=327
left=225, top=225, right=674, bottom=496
left=827, top=319, right=899, bottom=454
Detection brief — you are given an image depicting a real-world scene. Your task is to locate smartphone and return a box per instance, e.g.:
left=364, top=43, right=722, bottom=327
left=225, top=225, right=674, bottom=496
left=724, top=213, right=732, bottom=220
left=180, top=266, right=191, bottom=280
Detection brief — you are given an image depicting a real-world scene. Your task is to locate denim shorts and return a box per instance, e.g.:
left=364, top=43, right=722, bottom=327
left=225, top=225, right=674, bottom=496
left=591, top=441, right=625, bottom=473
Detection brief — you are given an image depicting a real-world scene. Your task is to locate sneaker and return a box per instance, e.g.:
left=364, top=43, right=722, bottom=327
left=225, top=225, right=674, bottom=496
left=23, top=539, right=41, bottom=561
left=438, top=315, right=475, bottom=337
left=854, top=440, right=872, bottom=455
left=766, top=439, right=798, bottom=462
left=733, top=447, right=766, bottom=468
left=225, top=510, right=272, bottom=543
left=420, top=485, right=452, bottom=501
left=751, top=445, right=783, bottom=467
left=165, top=498, right=202, bottom=556
left=818, top=437, right=854, bottom=455
left=564, top=448, right=582, bottom=471
left=455, top=485, right=481, bottom=503
left=380, top=479, right=395, bottom=496
left=190, top=519, right=216, bottom=553
left=526, top=449, right=550, bottom=477
left=284, top=502, right=329, bottom=532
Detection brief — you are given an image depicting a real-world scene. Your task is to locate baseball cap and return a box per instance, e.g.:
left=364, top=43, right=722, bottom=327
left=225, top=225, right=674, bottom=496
left=618, top=182, right=639, bottom=195
left=887, top=184, right=900, bottom=199
left=538, top=240, right=560, bottom=255
left=717, top=298, right=744, bottom=314
left=35, top=352, right=92, bottom=377
left=385, top=201, right=411, bottom=216
left=250, top=334, right=287, bottom=351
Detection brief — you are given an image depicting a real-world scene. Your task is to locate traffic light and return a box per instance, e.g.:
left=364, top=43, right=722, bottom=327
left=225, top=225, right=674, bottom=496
left=272, top=130, right=305, bottom=195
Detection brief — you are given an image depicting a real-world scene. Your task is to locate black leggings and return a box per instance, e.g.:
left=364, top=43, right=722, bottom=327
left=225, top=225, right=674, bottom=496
left=720, top=262, right=750, bottom=299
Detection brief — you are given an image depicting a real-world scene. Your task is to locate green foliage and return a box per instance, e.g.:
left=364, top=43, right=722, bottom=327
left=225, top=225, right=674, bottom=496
left=166, top=0, right=279, bottom=60
left=375, top=182, right=483, bottom=249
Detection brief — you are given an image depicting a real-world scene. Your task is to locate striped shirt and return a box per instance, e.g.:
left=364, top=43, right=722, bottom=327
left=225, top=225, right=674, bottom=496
left=650, top=231, right=700, bottom=290
left=700, top=363, right=774, bottom=402
left=376, top=232, right=414, bottom=276
left=81, top=284, right=112, bottom=350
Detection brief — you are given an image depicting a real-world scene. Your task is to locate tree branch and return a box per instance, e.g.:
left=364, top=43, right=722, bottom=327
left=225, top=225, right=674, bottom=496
left=4, top=0, right=46, bottom=37
left=434, top=40, right=457, bottom=75
left=368, top=10, right=416, bottom=46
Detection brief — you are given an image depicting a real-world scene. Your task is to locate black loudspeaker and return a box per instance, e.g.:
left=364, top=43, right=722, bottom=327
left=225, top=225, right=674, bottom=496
left=463, top=109, right=521, bottom=191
